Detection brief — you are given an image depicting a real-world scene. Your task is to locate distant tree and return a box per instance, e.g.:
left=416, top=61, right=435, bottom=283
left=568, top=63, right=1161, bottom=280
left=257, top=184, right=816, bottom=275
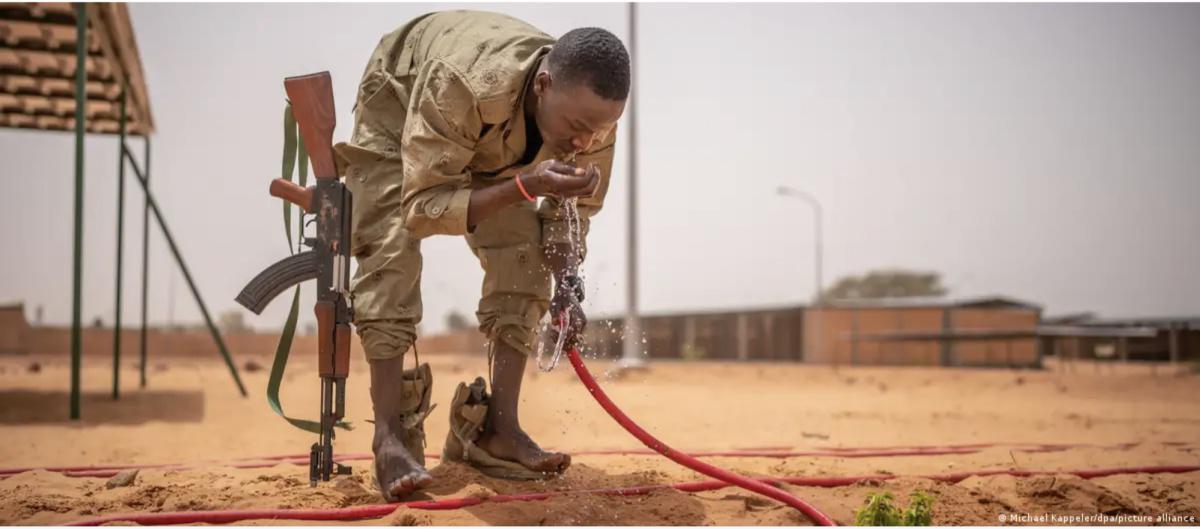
left=445, top=310, right=471, bottom=332
left=819, top=269, right=947, bottom=303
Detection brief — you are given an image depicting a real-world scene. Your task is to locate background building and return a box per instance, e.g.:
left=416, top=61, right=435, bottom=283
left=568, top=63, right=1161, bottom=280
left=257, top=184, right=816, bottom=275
left=0, top=302, right=30, bottom=355
left=587, top=305, right=805, bottom=362
left=804, top=296, right=1042, bottom=368
left=1040, top=315, right=1199, bottom=364
left=587, top=296, right=1045, bottom=368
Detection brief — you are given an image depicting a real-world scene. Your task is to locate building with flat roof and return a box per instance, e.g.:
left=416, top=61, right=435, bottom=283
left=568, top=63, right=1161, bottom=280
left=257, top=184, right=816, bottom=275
left=0, top=302, right=31, bottom=355
left=586, top=296, right=1046, bottom=367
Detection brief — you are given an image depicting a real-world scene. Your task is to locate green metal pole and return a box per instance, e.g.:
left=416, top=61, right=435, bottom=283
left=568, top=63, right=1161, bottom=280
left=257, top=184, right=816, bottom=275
left=139, top=135, right=150, bottom=388
left=69, top=2, right=87, bottom=420
left=121, top=145, right=247, bottom=396
left=112, top=87, right=127, bottom=400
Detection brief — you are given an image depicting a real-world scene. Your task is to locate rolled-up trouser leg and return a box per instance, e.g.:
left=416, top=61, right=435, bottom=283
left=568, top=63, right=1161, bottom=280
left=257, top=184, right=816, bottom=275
left=466, top=201, right=552, bottom=357
left=332, top=48, right=437, bottom=486
left=343, top=124, right=429, bottom=456
left=335, top=58, right=420, bottom=361
left=351, top=224, right=422, bottom=359
left=347, top=166, right=432, bottom=468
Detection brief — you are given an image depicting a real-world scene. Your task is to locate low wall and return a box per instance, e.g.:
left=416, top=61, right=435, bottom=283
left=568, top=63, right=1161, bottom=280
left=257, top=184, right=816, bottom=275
left=16, top=326, right=487, bottom=360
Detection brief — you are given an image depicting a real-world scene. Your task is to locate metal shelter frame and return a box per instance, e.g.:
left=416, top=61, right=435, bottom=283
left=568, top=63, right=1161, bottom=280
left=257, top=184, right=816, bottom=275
left=1, top=3, right=244, bottom=419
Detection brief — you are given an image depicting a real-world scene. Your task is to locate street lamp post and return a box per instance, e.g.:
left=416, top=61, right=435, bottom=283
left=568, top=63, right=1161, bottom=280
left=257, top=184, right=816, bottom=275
left=618, top=2, right=645, bottom=369
left=777, top=186, right=826, bottom=364
left=776, top=186, right=824, bottom=304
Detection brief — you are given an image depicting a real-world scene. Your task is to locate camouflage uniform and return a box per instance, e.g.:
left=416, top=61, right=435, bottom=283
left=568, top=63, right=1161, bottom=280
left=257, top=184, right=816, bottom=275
left=333, top=10, right=616, bottom=361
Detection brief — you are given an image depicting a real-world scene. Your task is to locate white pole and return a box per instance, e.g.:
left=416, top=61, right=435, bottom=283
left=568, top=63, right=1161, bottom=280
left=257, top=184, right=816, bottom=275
left=620, top=2, right=645, bottom=369
left=777, top=186, right=825, bottom=362
left=776, top=186, right=824, bottom=302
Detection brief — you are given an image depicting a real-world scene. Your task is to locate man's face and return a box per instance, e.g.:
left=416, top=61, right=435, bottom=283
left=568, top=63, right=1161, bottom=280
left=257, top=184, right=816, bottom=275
left=533, top=72, right=626, bottom=159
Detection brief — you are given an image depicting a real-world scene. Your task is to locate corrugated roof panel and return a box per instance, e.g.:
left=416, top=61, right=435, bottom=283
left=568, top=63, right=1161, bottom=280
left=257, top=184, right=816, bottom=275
left=0, top=2, right=152, bottom=135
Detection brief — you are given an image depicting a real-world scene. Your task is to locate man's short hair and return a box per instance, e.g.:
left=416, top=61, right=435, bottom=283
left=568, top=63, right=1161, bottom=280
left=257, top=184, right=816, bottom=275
left=547, top=27, right=630, bottom=101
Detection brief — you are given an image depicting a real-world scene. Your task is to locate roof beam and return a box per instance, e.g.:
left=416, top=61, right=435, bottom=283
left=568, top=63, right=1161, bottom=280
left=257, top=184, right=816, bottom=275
left=0, top=110, right=122, bottom=134
left=0, top=2, right=153, bottom=135
left=0, top=93, right=118, bottom=119
left=0, top=47, right=113, bottom=80
left=0, top=18, right=99, bottom=52
left=0, top=73, right=121, bottom=99
left=91, top=4, right=151, bottom=132
left=5, top=3, right=78, bottom=21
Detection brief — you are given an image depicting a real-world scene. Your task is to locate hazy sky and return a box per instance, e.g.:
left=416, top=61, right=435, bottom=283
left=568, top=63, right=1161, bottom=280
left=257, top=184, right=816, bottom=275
left=3, top=3, right=1198, bottom=334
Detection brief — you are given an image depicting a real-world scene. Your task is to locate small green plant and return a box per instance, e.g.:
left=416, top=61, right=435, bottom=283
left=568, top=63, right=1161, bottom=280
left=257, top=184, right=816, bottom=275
left=855, top=492, right=901, bottom=526
left=854, top=490, right=936, bottom=526
left=902, top=491, right=935, bottom=526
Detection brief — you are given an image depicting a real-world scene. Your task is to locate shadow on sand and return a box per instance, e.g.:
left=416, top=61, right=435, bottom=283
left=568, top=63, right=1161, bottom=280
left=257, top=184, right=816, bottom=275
left=0, top=389, right=205, bottom=424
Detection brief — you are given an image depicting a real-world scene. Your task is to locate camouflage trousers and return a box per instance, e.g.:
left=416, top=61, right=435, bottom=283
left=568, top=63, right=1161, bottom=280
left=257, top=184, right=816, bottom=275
left=333, top=69, right=551, bottom=362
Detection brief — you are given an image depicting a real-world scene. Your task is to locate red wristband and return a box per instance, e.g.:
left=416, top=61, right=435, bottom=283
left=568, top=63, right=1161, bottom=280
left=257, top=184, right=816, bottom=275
left=514, top=173, right=536, bottom=202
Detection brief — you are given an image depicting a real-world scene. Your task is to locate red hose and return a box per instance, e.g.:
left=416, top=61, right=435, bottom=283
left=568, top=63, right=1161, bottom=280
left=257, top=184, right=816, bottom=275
left=2, top=440, right=1171, bottom=479
left=221, top=440, right=1159, bottom=461
left=0, top=448, right=981, bottom=478
left=564, top=347, right=838, bottom=526
left=0, top=448, right=1021, bottom=478
left=0, top=448, right=977, bottom=478
left=66, top=464, right=1200, bottom=526
left=29, top=341, right=1200, bottom=526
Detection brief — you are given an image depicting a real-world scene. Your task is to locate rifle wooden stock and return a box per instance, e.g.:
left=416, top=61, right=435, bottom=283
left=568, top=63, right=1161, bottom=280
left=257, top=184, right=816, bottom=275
left=269, top=178, right=315, bottom=213
left=283, top=72, right=338, bottom=180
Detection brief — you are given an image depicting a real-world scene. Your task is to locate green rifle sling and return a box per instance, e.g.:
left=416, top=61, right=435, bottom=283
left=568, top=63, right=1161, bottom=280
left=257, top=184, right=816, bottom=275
left=265, top=102, right=351, bottom=434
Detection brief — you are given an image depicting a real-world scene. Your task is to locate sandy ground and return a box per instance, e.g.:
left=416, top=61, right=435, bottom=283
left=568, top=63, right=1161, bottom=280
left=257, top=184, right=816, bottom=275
left=1, top=350, right=1198, bottom=525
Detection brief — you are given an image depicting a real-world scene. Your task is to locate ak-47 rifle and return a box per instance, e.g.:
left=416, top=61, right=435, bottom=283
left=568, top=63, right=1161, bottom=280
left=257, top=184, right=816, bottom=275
left=235, top=71, right=354, bottom=485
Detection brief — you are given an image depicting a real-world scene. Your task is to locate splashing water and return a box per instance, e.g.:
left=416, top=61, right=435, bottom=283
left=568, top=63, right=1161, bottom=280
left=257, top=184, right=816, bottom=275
left=535, top=310, right=570, bottom=372
left=535, top=193, right=584, bottom=372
